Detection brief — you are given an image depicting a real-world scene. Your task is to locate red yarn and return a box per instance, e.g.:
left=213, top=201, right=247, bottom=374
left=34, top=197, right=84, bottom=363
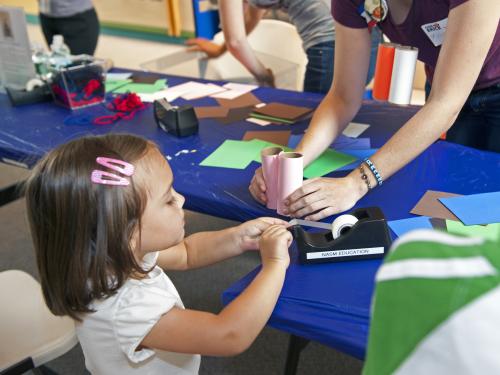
left=94, top=93, right=146, bottom=125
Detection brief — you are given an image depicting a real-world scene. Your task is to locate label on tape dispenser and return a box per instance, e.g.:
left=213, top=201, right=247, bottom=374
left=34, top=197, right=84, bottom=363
left=306, top=246, right=385, bottom=260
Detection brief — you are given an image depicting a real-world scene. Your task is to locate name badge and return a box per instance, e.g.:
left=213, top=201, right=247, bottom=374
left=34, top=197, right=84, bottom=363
left=421, top=18, right=448, bottom=47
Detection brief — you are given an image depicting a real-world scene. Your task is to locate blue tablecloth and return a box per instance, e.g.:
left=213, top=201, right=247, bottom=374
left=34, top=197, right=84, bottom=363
left=2, top=74, right=499, bottom=360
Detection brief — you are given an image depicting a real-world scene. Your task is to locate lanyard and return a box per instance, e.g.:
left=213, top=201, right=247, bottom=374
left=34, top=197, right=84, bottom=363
left=358, top=0, right=388, bottom=31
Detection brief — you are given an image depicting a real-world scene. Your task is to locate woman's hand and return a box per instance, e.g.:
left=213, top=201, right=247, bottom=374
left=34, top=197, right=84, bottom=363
left=185, top=38, right=225, bottom=58
left=284, top=175, right=364, bottom=221
left=235, top=217, right=289, bottom=251
left=249, top=167, right=267, bottom=205
left=256, top=68, right=275, bottom=88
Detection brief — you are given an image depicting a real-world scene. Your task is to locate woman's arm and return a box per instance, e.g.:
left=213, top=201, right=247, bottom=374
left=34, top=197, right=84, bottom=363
left=185, top=1, right=266, bottom=59
left=286, top=0, right=499, bottom=220
left=219, top=0, right=273, bottom=85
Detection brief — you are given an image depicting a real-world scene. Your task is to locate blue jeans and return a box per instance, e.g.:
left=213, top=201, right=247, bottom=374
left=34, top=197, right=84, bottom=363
left=303, top=28, right=381, bottom=94
left=446, top=83, right=500, bottom=153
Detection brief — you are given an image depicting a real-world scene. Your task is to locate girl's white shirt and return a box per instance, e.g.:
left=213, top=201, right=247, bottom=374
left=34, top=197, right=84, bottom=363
left=76, top=252, right=201, bottom=374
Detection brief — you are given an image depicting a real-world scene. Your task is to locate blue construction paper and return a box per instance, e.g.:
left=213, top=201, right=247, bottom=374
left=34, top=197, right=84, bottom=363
left=287, top=134, right=303, bottom=149
left=332, top=135, right=371, bottom=150
left=334, top=149, right=378, bottom=171
left=388, top=216, right=433, bottom=238
left=439, top=191, right=500, bottom=225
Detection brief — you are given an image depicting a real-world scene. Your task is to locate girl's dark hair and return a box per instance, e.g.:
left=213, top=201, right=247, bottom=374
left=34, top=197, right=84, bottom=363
left=25, top=134, right=157, bottom=320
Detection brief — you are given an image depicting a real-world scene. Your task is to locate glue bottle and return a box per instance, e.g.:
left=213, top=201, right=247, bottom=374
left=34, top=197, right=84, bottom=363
left=49, top=35, right=72, bottom=68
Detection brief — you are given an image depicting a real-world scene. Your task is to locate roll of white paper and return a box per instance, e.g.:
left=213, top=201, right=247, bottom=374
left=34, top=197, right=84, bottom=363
left=331, top=214, right=358, bottom=239
left=388, top=46, right=418, bottom=105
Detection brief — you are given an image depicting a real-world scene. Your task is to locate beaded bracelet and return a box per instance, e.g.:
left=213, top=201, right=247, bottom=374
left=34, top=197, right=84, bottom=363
left=359, top=164, right=372, bottom=191
left=364, top=158, right=383, bottom=186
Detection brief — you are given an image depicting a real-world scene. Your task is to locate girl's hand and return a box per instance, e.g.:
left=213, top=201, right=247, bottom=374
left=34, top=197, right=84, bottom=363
left=249, top=167, right=267, bottom=205
left=284, top=175, right=364, bottom=221
left=236, top=217, right=288, bottom=251
left=185, top=38, right=224, bottom=58
left=259, top=225, right=292, bottom=268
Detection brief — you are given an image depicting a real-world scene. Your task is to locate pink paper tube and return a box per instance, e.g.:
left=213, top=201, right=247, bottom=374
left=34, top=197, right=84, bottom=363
left=277, top=152, right=303, bottom=216
left=261, top=146, right=283, bottom=209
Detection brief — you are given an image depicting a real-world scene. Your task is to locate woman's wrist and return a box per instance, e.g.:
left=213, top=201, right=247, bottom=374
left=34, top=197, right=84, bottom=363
left=347, top=164, right=375, bottom=200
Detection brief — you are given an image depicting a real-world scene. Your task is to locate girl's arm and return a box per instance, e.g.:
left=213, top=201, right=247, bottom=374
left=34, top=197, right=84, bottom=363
left=142, top=226, right=292, bottom=356
left=186, top=1, right=265, bottom=58
left=286, top=0, right=499, bottom=220
left=157, top=217, right=287, bottom=270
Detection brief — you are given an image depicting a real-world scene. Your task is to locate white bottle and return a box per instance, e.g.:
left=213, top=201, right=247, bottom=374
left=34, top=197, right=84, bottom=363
left=49, top=35, right=71, bottom=68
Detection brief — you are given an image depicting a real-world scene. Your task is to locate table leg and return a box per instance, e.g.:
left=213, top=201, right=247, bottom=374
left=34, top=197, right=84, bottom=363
left=0, top=181, right=24, bottom=207
left=284, top=334, right=310, bottom=375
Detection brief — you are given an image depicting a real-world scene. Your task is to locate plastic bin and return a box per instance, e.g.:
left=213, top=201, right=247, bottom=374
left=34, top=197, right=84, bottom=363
left=140, top=50, right=299, bottom=90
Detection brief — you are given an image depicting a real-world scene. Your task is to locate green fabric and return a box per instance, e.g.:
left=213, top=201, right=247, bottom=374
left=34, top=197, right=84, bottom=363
left=303, top=149, right=357, bottom=178
left=363, top=239, right=500, bottom=375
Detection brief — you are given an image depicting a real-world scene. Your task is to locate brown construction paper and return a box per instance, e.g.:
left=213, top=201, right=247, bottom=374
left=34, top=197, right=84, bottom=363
left=253, top=102, right=313, bottom=121
left=215, top=106, right=254, bottom=124
left=410, top=190, right=462, bottom=221
left=243, top=130, right=291, bottom=146
left=194, top=106, right=229, bottom=119
left=215, top=92, right=262, bottom=109
left=131, top=73, right=163, bottom=84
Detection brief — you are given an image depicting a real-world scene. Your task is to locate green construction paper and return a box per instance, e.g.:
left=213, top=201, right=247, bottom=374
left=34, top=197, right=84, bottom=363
left=113, top=79, right=167, bottom=94
left=105, top=79, right=132, bottom=93
left=250, top=113, right=294, bottom=124
left=446, top=220, right=500, bottom=242
left=303, top=149, right=358, bottom=178
left=200, top=140, right=262, bottom=169
left=248, top=139, right=291, bottom=162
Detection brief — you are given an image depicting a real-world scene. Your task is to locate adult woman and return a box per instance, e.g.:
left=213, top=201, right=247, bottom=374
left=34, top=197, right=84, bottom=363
left=187, top=0, right=379, bottom=93
left=249, top=0, right=499, bottom=220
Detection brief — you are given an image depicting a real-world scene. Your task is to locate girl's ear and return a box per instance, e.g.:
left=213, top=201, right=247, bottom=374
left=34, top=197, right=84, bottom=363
left=129, top=229, right=142, bottom=261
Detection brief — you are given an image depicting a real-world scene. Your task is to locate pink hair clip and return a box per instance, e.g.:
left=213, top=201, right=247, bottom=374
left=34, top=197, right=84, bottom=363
left=95, top=157, right=134, bottom=176
left=91, top=157, right=135, bottom=186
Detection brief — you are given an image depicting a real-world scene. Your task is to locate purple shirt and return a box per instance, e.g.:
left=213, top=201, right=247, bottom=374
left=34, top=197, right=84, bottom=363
left=332, top=0, right=500, bottom=89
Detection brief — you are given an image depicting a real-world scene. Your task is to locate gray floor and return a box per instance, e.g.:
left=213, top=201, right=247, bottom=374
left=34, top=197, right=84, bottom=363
left=0, top=163, right=362, bottom=375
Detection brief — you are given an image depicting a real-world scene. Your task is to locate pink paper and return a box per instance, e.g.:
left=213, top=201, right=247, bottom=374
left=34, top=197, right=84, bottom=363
left=261, top=147, right=282, bottom=209
left=277, top=152, right=303, bottom=216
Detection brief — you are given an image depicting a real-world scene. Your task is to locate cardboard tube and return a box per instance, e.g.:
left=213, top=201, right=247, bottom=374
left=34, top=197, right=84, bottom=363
left=372, top=43, right=398, bottom=101
left=388, top=46, right=419, bottom=105
left=261, top=146, right=283, bottom=209
left=277, top=152, right=303, bottom=216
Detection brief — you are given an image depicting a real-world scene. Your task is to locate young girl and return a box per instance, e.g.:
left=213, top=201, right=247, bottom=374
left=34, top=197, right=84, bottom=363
left=25, top=134, right=292, bottom=374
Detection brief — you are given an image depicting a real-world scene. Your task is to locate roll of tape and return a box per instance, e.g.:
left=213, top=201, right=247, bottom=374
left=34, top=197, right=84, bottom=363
left=331, top=214, right=358, bottom=239
left=25, top=78, right=44, bottom=92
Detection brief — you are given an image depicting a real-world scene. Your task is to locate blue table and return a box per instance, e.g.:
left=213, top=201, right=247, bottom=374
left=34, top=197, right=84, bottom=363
left=2, top=74, right=499, bottom=367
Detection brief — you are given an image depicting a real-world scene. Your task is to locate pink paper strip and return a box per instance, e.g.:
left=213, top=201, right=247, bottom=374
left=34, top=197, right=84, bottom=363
left=261, top=146, right=283, bottom=209
left=277, top=152, right=303, bottom=216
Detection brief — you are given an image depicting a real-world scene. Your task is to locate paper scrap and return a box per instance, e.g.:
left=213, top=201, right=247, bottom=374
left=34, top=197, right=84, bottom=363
left=446, top=220, right=500, bottom=242
left=210, top=82, right=258, bottom=99
left=246, top=117, right=271, bottom=126
left=439, top=191, right=500, bottom=226
left=181, top=83, right=227, bottom=100
left=113, top=79, right=167, bottom=94
left=410, top=190, right=461, bottom=221
left=243, top=130, right=291, bottom=146
left=216, top=92, right=261, bottom=108
left=106, top=72, right=132, bottom=81
left=342, top=122, right=370, bottom=138
left=253, top=102, right=313, bottom=121
left=199, top=140, right=260, bottom=169
left=194, top=106, right=229, bottom=119
left=303, top=149, right=358, bottom=178
left=388, top=216, right=433, bottom=238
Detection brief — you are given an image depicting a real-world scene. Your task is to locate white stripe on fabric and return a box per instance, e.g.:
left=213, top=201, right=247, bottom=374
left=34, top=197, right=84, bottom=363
left=376, top=257, right=496, bottom=282
left=390, top=229, right=484, bottom=253
left=394, top=286, right=500, bottom=375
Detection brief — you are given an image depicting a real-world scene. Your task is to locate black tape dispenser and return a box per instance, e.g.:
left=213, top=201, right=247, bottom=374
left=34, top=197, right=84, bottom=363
left=290, top=207, right=392, bottom=264
left=154, top=98, right=199, bottom=137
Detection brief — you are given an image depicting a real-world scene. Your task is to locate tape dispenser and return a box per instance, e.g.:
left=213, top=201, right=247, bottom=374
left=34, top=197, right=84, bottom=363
left=290, top=207, right=392, bottom=264
left=153, top=98, right=199, bottom=137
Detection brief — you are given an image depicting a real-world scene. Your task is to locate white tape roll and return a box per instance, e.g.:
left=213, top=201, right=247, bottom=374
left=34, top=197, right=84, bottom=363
left=25, top=78, right=44, bottom=92
left=331, top=214, right=358, bottom=239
